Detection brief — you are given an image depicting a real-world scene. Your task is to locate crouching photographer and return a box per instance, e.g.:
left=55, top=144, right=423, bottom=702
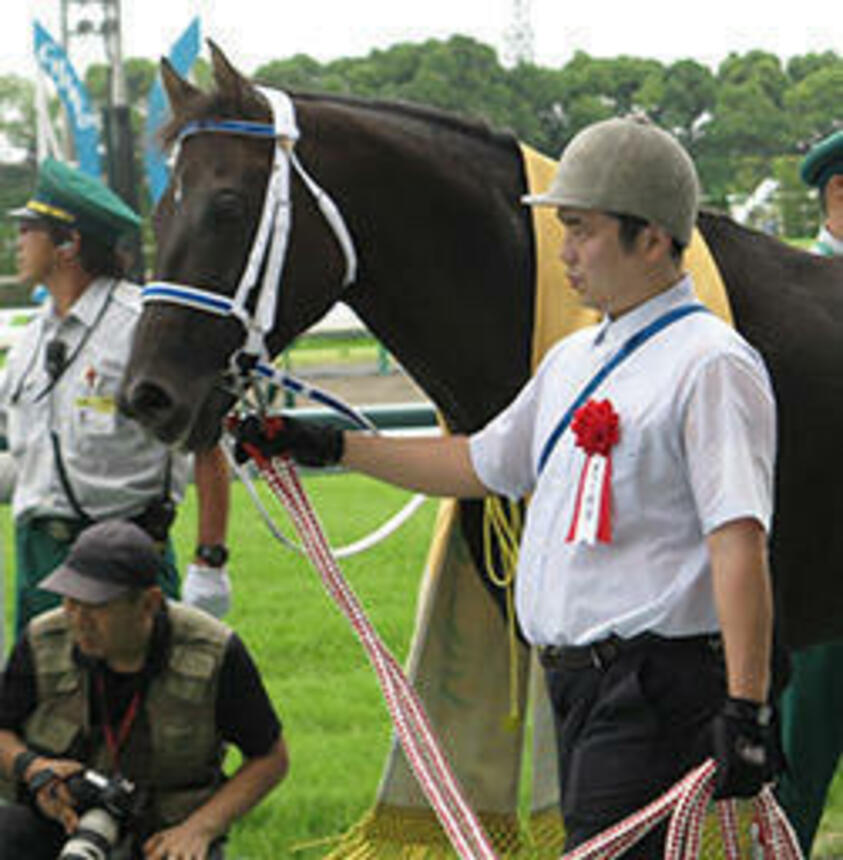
left=0, top=520, right=288, bottom=859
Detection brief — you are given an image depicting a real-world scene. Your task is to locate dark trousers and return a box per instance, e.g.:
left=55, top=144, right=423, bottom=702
left=0, top=800, right=226, bottom=859
left=0, top=803, right=64, bottom=860
left=776, top=641, right=843, bottom=855
left=543, top=635, right=726, bottom=858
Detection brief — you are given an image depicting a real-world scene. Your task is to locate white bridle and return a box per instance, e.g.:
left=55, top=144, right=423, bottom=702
left=142, top=87, right=358, bottom=369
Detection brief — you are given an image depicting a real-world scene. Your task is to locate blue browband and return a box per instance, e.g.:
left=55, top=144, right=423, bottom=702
left=178, top=119, right=278, bottom=141
left=142, top=283, right=236, bottom=318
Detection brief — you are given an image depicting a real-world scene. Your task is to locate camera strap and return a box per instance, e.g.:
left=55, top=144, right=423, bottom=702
left=96, top=673, right=142, bottom=772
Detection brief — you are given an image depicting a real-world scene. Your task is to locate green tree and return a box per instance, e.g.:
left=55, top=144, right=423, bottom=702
left=656, top=60, right=716, bottom=152
left=784, top=64, right=843, bottom=145
left=718, top=50, right=788, bottom=107
left=0, top=75, right=36, bottom=160
left=786, top=51, right=842, bottom=85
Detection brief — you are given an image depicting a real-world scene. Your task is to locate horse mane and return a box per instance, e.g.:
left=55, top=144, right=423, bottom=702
left=287, top=89, right=519, bottom=151
left=160, top=83, right=519, bottom=155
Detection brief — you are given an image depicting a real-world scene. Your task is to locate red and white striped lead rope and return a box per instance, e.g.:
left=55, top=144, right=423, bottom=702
left=564, top=758, right=803, bottom=860
left=242, top=437, right=802, bottom=860
left=245, top=447, right=497, bottom=859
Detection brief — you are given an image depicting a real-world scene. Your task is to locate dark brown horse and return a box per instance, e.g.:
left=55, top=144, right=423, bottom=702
left=121, top=43, right=843, bottom=651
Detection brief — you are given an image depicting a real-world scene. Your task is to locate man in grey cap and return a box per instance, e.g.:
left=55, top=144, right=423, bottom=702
left=237, top=116, right=778, bottom=854
left=0, top=519, right=288, bottom=860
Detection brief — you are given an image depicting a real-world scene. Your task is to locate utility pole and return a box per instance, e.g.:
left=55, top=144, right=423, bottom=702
left=503, top=0, right=535, bottom=67
left=60, top=0, right=137, bottom=208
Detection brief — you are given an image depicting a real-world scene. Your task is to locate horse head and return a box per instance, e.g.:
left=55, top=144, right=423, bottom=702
left=121, top=43, right=352, bottom=450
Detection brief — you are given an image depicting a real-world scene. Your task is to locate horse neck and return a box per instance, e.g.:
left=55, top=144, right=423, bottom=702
left=295, top=98, right=536, bottom=433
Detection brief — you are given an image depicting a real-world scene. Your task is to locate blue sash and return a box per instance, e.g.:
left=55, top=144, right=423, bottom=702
left=537, top=303, right=710, bottom=475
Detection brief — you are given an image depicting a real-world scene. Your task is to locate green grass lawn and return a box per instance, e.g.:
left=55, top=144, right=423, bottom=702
left=2, top=476, right=842, bottom=858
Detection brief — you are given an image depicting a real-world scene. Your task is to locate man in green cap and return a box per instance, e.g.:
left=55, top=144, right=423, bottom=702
left=0, top=158, right=233, bottom=642
left=233, top=116, right=779, bottom=856
left=775, top=130, right=843, bottom=855
left=799, top=129, right=843, bottom=255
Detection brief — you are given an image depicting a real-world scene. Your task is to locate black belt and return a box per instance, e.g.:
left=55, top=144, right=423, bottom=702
left=30, top=516, right=89, bottom=543
left=538, top=632, right=722, bottom=672
left=30, top=512, right=169, bottom=550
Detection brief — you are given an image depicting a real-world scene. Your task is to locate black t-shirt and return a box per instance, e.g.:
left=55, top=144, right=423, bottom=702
left=0, top=611, right=282, bottom=760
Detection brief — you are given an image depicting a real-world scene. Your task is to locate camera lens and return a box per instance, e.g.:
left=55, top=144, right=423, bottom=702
left=59, top=808, right=120, bottom=860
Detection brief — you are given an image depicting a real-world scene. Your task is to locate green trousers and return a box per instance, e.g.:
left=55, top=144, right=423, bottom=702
left=776, top=642, right=843, bottom=856
left=14, top=518, right=180, bottom=640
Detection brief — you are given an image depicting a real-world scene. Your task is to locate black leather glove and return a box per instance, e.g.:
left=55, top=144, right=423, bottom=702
left=711, top=696, right=775, bottom=799
left=233, top=414, right=344, bottom=468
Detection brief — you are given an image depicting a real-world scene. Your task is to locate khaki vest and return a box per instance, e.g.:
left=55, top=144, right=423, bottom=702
left=6, top=603, right=230, bottom=831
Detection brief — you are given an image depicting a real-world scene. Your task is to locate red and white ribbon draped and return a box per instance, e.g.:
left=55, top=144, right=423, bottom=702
left=563, top=758, right=803, bottom=860
left=244, top=446, right=496, bottom=860
left=566, top=398, right=620, bottom=545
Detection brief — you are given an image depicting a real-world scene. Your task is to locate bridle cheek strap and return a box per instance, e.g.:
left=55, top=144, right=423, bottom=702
left=142, top=86, right=358, bottom=366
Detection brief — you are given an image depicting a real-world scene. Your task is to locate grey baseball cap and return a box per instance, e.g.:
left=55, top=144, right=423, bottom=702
left=523, top=117, right=700, bottom=246
left=41, top=520, right=161, bottom=605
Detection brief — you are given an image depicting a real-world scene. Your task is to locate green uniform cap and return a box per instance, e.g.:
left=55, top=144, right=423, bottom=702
left=9, top=158, right=141, bottom=245
left=800, top=130, right=843, bottom=190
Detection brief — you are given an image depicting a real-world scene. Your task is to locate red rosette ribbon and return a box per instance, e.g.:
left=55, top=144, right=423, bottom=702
left=566, top=398, right=620, bottom=544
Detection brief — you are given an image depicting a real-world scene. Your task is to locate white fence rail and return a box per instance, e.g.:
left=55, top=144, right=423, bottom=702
left=0, top=299, right=368, bottom=353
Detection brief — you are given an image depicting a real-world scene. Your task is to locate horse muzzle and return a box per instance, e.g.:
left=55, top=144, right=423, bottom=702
left=119, top=373, right=231, bottom=451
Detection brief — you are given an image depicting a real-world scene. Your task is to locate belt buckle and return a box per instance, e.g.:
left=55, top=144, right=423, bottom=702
left=590, top=637, right=620, bottom=670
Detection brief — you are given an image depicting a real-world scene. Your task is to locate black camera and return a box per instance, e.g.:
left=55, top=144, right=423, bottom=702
left=134, top=495, right=177, bottom=544
left=58, top=769, right=137, bottom=860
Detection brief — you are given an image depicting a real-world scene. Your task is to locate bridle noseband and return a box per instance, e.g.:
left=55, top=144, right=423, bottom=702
left=142, top=87, right=358, bottom=376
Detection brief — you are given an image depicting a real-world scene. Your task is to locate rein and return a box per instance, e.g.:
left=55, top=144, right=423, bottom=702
left=232, top=434, right=497, bottom=859
left=563, top=759, right=802, bottom=860
left=142, top=86, right=357, bottom=369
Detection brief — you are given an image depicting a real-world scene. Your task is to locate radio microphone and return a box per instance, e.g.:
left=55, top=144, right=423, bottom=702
left=45, top=339, right=67, bottom=381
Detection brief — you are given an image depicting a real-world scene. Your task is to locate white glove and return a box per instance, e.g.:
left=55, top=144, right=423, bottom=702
left=182, top=563, right=232, bottom=618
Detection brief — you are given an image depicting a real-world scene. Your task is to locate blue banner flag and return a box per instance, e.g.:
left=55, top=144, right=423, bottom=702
left=144, top=18, right=201, bottom=204
left=33, top=21, right=101, bottom=178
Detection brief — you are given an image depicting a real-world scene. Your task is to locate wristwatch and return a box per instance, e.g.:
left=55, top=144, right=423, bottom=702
left=12, top=749, right=38, bottom=784
left=195, top=543, right=229, bottom=567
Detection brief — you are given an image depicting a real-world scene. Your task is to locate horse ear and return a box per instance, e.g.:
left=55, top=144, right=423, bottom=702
left=160, top=57, right=202, bottom=116
left=208, top=39, right=257, bottom=103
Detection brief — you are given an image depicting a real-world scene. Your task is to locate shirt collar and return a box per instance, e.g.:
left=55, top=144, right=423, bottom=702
left=64, top=277, right=114, bottom=329
left=593, top=275, right=697, bottom=348
left=816, top=226, right=843, bottom=256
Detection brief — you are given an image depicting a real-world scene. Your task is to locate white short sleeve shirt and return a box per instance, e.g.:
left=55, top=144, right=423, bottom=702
left=469, top=277, right=776, bottom=647
left=0, top=278, right=188, bottom=522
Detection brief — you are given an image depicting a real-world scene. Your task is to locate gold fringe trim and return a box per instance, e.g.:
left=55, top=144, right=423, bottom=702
left=323, top=801, right=760, bottom=858
left=324, top=805, right=547, bottom=858
left=525, top=808, right=566, bottom=858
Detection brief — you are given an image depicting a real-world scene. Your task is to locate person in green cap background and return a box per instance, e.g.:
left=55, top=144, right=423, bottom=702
left=0, top=157, right=233, bottom=646
left=800, top=129, right=843, bottom=256
left=775, top=129, right=843, bottom=856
